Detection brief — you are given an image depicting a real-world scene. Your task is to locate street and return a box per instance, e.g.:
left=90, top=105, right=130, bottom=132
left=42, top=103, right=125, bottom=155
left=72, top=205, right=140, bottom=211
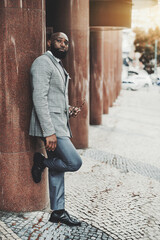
left=1, top=86, right=160, bottom=240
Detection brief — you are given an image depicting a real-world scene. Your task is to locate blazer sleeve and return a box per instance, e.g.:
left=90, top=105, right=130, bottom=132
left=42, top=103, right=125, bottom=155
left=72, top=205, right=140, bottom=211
left=31, top=56, right=56, bottom=137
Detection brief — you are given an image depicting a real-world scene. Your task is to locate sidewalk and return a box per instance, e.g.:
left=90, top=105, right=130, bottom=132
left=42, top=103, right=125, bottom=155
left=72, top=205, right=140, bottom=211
left=1, top=86, right=160, bottom=240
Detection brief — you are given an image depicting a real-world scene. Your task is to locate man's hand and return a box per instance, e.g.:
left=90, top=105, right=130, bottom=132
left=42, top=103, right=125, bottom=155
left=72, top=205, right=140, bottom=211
left=46, top=134, right=57, bottom=151
left=69, top=106, right=81, bottom=118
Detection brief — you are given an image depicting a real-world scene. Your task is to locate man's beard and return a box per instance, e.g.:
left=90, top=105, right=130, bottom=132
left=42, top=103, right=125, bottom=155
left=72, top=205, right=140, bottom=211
left=51, top=46, right=67, bottom=59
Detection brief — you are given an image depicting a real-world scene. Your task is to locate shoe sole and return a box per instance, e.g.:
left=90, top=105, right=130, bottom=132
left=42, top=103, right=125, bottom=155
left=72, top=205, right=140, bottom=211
left=31, top=153, right=43, bottom=183
left=31, top=166, right=41, bottom=183
left=49, top=218, right=81, bottom=226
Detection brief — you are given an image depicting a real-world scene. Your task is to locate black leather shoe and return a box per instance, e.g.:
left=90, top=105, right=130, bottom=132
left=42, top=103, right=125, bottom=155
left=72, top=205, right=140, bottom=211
left=31, top=152, right=46, bottom=183
left=49, top=210, right=81, bottom=226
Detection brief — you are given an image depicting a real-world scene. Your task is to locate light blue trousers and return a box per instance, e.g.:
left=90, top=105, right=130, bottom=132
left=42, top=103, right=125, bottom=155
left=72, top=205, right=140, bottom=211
left=43, top=137, right=82, bottom=210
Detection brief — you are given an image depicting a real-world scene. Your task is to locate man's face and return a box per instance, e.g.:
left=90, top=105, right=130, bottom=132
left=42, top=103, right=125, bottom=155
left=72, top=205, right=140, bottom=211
left=51, top=33, right=69, bottom=59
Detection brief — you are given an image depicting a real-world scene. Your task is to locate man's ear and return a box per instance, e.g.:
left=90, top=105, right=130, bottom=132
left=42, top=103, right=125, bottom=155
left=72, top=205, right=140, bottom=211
left=47, top=40, right=51, bottom=50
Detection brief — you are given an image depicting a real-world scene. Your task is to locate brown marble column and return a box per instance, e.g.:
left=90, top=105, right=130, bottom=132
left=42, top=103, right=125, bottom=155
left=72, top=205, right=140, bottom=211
left=90, top=0, right=132, bottom=110
left=112, top=30, right=122, bottom=100
left=90, top=30, right=104, bottom=125
left=96, top=30, right=122, bottom=115
left=114, top=31, right=119, bottom=99
left=109, top=30, right=123, bottom=103
left=113, top=30, right=118, bottom=103
left=117, top=31, right=122, bottom=96
left=104, top=31, right=111, bottom=110
left=0, top=0, right=49, bottom=212
left=103, top=31, right=110, bottom=114
left=107, top=31, right=113, bottom=107
left=47, top=0, right=89, bottom=149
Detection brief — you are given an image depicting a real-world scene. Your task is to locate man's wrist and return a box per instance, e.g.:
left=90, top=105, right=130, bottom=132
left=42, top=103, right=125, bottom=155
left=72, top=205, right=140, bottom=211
left=46, top=133, right=56, bottom=137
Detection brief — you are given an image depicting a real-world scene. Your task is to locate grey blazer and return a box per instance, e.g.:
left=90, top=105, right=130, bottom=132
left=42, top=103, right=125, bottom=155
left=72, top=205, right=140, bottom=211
left=29, top=51, right=72, bottom=138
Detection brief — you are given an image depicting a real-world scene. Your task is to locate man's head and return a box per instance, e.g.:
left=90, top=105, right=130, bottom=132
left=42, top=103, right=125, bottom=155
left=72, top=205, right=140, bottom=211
left=49, top=32, right=69, bottom=59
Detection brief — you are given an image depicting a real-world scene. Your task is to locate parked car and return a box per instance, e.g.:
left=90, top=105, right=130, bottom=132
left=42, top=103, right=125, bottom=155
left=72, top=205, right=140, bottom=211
left=122, top=78, right=141, bottom=91
left=122, top=70, right=152, bottom=90
left=130, top=75, right=152, bottom=88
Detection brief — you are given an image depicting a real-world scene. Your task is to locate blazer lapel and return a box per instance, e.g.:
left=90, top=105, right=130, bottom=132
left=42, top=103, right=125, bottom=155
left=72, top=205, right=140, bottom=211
left=44, top=52, right=71, bottom=93
left=44, top=52, right=66, bottom=83
left=65, top=75, right=71, bottom=94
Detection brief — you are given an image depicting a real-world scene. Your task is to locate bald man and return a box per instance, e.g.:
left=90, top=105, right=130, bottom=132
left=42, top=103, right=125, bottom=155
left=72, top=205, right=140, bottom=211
left=29, top=32, right=82, bottom=226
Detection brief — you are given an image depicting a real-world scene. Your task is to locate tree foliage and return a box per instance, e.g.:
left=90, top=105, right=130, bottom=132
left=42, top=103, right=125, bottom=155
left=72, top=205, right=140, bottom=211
left=133, top=26, right=160, bottom=74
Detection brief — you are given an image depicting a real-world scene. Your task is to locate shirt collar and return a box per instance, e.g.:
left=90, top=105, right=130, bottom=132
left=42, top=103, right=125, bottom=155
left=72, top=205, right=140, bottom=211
left=47, top=50, right=60, bottom=63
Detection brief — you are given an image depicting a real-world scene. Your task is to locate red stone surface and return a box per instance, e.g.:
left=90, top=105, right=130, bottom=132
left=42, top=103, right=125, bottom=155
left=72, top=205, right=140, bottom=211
left=114, top=31, right=119, bottom=99
left=49, top=0, right=90, bottom=149
left=112, top=30, right=122, bottom=101
left=105, top=31, right=112, bottom=108
left=109, top=31, right=115, bottom=107
left=115, top=31, right=121, bottom=99
left=108, top=31, right=115, bottom=106
left=103, top=31, right=110, bottom=114
left=90, top=29, right=122, bottom=122
left=103, top=30, right=122, bottom=109
left=115, top=31, right=123, bottom=102
left=90, top=30, right=104, bottom=125
left=0, top=152, right=49, bottom=212
left=0, top=2, right=48, bottom=212
left=0, top=0, right=44, bottom=9
left=113, top=31, right=117, bottom=103
left=118, top=31, right=122, bottom=96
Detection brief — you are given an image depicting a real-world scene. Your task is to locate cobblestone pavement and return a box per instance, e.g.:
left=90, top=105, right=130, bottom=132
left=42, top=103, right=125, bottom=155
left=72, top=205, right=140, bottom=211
left=1, top=86, right=160, bottom=239
left=0, top=211, right=112, bottom=240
